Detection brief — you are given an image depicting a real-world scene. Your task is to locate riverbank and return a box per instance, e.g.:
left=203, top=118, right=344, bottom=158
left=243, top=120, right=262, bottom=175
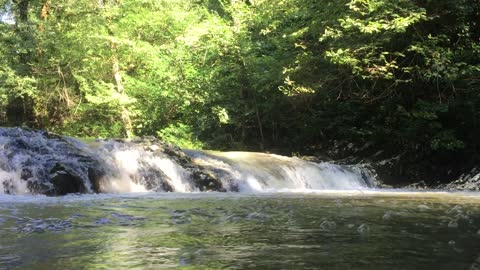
left=299, top=140, right=480, bottom=191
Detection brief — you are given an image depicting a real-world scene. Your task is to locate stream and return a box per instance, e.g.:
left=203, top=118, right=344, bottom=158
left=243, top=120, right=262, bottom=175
left=1, top=192, right=480, bottom=269
left=1, top=128, right=480, bottom=269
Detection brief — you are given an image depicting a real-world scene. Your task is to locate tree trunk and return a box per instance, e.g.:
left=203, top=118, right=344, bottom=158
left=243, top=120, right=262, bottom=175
left=111, top=42, right=133, bottom=138
left=231, top=0, right=265, bottom=150
left=253, top=91, right=265, bottom=151
left=13, top=0, right=29, bottom=22
left=100, top=0, right=134, bottom=138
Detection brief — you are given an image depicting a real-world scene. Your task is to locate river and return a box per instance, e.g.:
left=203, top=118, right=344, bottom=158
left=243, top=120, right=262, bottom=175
left=1, top=191, right=480, bottom=269
left=1, top=128, right=480, bottom=269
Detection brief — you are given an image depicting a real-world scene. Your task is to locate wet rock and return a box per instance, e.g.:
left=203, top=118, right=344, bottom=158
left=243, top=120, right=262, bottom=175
left=300, top=155, right=331, bottom=163
left=405, top=181, right=430, bottom=189
left=48, top=163, right=88, bottom=196
left=306, top=139, right=480, bottom=190
left=87, top=167, right=104, bottom=193
left=349, top=163, right=381, bottom=188
left=97, top=137, right=225, bottom=192
left=302, top=154, right=382, bottom=189
left=0, top=127, right=104, bottom=196
left=0, top=127, right=228, bottom=195
left=20, top=168, right=33, bottom=180
left=439, top=168, right=480, bottom=191
left=136, top=164, right=173, bottom=192
left=2, top=179, right=16, bottom=195
left=191, top=170, right=225, bottom=192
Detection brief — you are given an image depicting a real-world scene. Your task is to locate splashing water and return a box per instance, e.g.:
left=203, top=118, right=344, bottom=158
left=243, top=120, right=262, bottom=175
left=184, top=150, right=374, bottom=192
left=0, top=128, right=95, bottom=195
left=94, top=140, right=195, bottom=193
left=0, top=128, right=375, bottom=195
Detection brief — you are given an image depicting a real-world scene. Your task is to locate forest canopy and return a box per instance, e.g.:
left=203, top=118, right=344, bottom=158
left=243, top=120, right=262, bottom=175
left=0, top=0, right=479, bottom=165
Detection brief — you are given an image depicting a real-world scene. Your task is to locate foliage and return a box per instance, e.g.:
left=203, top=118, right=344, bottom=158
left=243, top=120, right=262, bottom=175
left=0, top=0, right=479, bottom=169
left=157, top=122, right=204, bottom=149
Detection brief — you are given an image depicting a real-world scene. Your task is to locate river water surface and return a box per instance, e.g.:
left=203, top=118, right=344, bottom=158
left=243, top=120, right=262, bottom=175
left=1, top=191, right=480, bottom=270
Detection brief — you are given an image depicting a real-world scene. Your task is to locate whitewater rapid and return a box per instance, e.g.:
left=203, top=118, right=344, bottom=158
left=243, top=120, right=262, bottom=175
left=0, top=128, right=376, bottom=195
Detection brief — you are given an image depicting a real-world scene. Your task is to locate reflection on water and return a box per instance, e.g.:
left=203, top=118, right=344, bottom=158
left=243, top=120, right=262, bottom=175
left=1, top=191, right=480, bottom=270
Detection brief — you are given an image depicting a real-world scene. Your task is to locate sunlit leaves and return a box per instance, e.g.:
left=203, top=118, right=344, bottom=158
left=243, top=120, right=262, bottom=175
left=320, top=0, right=428, bottom=83
left=0, top=0, right=479, bottom=158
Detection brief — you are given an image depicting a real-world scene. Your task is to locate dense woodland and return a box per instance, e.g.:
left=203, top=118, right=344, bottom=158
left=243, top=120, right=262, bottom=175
left=1, top=0, right=479, bottom=178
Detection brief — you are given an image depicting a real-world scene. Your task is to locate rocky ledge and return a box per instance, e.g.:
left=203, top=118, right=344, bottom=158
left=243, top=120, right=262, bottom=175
left=0, top=127, right=224, bottom=196
left=0, top=127, right=103, bottom=195
left=304, top=140, right=480, bottom=191
left=436, top=168, right=480, bottom=191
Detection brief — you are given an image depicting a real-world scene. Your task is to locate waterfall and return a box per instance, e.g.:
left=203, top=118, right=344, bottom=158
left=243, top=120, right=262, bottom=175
left=0, top=128, right=195, bottom=195
left=184, top=150, right=374, bottom=192
left=92, top=140, right=195, bottom=193
left=0, top=128, right=376, bottom=195
left=0, top=128, right=96, bottom=195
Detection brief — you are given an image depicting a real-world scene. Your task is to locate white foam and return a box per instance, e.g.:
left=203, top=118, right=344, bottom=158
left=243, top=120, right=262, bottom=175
left=144, top=156, right=194, bottom=192
left=0, top=130, right=378, bottom=195
left=94, top=142, right=195, bottom=193
left=0, top=170, right=29, bottom=195
left=96, top=149, right=148, bottom=193
left=187, top=150, right=374, bottom=192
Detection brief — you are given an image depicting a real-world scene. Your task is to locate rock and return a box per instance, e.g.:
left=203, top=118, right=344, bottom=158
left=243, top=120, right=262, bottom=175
left=406, top=181, right=430, bottom=189
left=48, top=163, right=88, bottom=196
left=0, top=127, right=104, bottom=196
left=6, top=127, right=436, bottom=195
left=92, top=136, right=226, bottom=192
left=191, top=170, right=224, bottom=192
left=300, top=155, right=331, bottom=163
left=349, top=163, right=381, bottom=188
left=440, top=168, right=480, bottom=191
left=21, top=168, right=33, bottom=180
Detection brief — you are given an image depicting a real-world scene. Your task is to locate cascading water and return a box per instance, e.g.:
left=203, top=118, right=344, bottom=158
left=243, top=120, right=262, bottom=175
left=92, top=140, right=196, bottom=193
left=0, top=127, right=376, bottom=195
left=0, top=128, right=97, bottom=195
left=184, top=150, right=375, bottom=192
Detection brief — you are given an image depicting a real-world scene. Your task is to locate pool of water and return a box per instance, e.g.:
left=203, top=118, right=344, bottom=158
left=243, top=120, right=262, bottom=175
left=1, top=191, right=480, bottom=269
